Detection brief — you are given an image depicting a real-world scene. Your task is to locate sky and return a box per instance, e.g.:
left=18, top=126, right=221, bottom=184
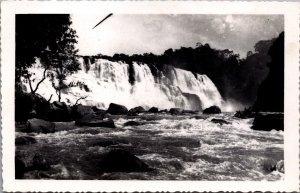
left=71, top=14, right=283, bottom=58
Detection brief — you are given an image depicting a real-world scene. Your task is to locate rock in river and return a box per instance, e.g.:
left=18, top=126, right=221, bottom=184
left=100, top=149, right=152, bottom=172
left=48, top=101, right=72, bottom=122
left=26, top=118, right=55, bottom=133
left=71, top=104, right=95, bottom=119
left=251, top=113, right=283, bottom=131
left=148, top=107, right=159, bottom=113
left=15, top=86, right=50, bottom=122
left=169, top=108, right=183, bottom=115
left=211, top=118, right=230, bottom=125
left=75, top=114, right=116, bottom=128
left=124, top=121, right=146, bottom=126
left=107, top=103, right=128, bottom=115
left=128, top=106, right=146, bottom=114
left=203, top=106, right=221, bottom=114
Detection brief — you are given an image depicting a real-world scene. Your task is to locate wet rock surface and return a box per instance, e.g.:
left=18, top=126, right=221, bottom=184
left=128, top=106, right=146, bottom=114
left=124, top=121, right=148, bottom=127
left=48, top=101, right=72, bottom=122
left=211, top=118, right=230, bottom=125
left=26, top=118, right=55, bottom=133
left=107, top=103, right=128, bottom=115
left=15, top=88, right=50, bottom=122
left=148, top=107, right=159, bottom=113
left=169, top=108, right=183, bottom=115
left=71, top=104, right=95, bottom=119
left=203, top=106, right=221, bottom=114
left=75, top=114, right=116, bottom=128
left=252, top=113, right=284, bottom=131
left=92, top=106, right=107, bottom=115
left=99, top=149, right=152, bottom=172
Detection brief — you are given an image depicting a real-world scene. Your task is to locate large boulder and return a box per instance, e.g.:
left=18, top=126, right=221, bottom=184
left=99, top=149, right=152, bottom=172
left=92, top=106, right=107, bottom=115
left=251, top=113, right=284, bottom=131
left=124, top=121, right=146, bottom=127
left=75, top=114, right=115, bottom=128
left=128, top=106, right=146, bottom=114
left=15, top=136, right=37, bottom=145
left=203, top=106, right=221, bottom=114
left=107, top=103, right=128, bottom=115
left=148, top=107, right=159, bottom=113
left=71, top=104, right=94, bottom=119
left=26, top=118, right=55, bottom=133
left=48, top=101, right=71, bottom=122
left=15, top=85, right=50, bottom=122
left=33, top=94, right=51, bottom=119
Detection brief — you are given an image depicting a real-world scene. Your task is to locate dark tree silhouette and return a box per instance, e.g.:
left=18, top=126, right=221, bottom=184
left=16, top=14, right=79, bottom=96
left=253, top=32, right=284, bottom=112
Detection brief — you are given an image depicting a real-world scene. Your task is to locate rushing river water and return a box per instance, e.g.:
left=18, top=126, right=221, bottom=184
left=15, top=113, right=284, bottom=180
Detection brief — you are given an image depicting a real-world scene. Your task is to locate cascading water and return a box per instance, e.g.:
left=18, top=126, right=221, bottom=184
left=23, top=57, right=223, bottom=110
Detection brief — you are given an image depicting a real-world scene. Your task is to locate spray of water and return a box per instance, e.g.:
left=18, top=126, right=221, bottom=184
left=23, top=58, right=224, bottom=110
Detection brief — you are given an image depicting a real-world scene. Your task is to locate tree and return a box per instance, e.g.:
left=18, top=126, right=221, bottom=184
left=42, top=23, right=80, bottom=102
left=16, top=14, right=79, bottom=96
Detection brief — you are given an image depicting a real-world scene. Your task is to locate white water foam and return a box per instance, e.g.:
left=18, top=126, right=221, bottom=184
left=23, top=58, right=223, bottom=110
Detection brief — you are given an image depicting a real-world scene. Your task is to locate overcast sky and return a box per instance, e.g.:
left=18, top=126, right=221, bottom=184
left=71, top=14, right=283, bottom=58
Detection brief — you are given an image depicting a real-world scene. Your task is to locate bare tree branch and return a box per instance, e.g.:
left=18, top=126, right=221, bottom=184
left=47, top=94, right=53, bottom=103
left=74, top=96, right=88, bottom=106
left=33, top=67, right=47, bottom=93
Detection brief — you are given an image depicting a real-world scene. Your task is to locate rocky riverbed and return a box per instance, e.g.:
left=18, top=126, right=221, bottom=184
left=15, top=112, right=284, bottom=180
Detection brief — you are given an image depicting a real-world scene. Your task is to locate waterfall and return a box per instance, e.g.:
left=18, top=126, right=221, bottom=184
left=23, top=57, right=223, bottom=110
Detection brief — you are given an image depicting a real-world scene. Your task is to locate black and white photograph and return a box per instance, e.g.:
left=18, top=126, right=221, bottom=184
left=1, top=1, right=299, bottom=192
left=14, top=13, right=285, bottom=180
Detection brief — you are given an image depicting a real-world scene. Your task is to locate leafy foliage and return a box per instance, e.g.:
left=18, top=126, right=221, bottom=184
left=16, top=14, right=80, bottom=101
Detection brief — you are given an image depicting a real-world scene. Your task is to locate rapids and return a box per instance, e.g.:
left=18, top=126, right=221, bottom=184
left=23, top=58, right=223, bottom=110
left=15, top=113, right=284, bottom=180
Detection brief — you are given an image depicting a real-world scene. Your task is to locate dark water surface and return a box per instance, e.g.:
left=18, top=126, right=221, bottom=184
left=15, top=113, right=284, bottom=180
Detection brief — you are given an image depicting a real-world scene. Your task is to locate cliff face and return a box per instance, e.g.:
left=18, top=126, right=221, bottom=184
left=253, top=32, right=284, bottom=112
